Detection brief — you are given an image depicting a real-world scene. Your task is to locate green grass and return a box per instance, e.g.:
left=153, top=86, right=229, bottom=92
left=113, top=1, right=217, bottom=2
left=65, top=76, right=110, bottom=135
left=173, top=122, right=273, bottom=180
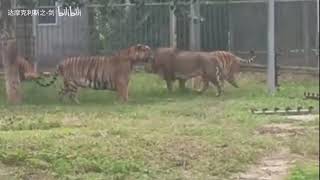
left=0, top=72, right=319, bottom=179
left=288, top=162, right=319, bottom=180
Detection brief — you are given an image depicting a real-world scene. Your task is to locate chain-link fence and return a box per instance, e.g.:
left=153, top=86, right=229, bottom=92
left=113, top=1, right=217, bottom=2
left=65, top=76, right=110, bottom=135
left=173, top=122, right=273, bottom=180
left=11, top=0, right=318, bottom=68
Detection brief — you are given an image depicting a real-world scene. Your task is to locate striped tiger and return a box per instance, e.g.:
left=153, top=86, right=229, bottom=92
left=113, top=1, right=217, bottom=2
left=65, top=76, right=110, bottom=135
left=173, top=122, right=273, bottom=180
left=17, top=56, right=39, bottom=81
left=206, top=50, right=256, bottom=89
left=35, top=44, right=153, bottom=103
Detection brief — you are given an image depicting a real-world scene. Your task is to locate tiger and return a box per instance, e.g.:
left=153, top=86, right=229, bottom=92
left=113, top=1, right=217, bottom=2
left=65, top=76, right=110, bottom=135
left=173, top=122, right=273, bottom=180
left=17, top=56, right=39, bottom=81
left=145, top=47, right=224, bottom=96
left=201, top=50, right=256, bottom=89
left=35, top=44, right=153, bottom=103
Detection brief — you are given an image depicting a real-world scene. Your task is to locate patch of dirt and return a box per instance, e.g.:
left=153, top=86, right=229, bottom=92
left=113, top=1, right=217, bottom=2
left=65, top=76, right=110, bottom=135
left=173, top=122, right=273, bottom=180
left=233, top=148, right=296, bottom=180
left=256, top=123, right=305, bottom=137
left=0, top=163, right=55, bottom=180
left=234, top=114, right=319, bottom=180
left=0, top=162, right=17, bottom=180
left=19, top=172, right=56, bottom=180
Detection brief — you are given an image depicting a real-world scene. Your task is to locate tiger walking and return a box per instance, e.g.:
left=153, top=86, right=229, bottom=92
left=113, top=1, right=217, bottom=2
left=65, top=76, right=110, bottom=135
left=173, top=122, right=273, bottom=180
left=201, top=50, right=256, bottom=90
left=35, top=44, right=153, bottom=103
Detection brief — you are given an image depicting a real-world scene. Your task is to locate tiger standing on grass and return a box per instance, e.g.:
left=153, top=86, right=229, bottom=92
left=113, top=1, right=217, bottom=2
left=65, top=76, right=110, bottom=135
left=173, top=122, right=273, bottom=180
left=35, top=44, right=153, bottom=103
left=145, top=47, right=224, bottom=96
left=199, top=50, right=256, bottom=90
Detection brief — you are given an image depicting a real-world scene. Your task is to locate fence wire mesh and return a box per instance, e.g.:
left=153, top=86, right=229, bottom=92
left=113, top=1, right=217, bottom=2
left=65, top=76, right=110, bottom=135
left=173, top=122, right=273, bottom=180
left=8, top=0, right=319, bottom=68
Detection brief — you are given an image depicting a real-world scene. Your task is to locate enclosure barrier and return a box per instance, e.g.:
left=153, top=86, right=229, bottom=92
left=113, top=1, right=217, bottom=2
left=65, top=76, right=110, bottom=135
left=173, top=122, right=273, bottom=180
left=240, top=64, right=319, bottom=76
left=5, top=0, right=316, bottom=68
left=304, top=92, right=320, bottom=100
left=251, top=106, right=316, bottom=115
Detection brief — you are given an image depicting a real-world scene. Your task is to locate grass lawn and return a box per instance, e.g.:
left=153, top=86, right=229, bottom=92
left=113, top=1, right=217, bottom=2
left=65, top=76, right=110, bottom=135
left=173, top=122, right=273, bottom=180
left=287, top=162, right=319, bottom=180
left=0, top=72, right=319, bottom=179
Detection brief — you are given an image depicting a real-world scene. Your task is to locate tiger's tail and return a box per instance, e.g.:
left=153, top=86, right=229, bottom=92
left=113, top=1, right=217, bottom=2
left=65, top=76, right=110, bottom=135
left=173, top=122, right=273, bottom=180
left=34, top=64, right=61, bottom=87
left=236, top=50, right=256, bottom=64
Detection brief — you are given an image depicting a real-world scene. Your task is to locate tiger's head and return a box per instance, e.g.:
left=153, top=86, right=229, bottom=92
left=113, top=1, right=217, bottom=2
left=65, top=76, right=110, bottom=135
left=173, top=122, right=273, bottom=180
left=129, top=44, right=154, bottom=64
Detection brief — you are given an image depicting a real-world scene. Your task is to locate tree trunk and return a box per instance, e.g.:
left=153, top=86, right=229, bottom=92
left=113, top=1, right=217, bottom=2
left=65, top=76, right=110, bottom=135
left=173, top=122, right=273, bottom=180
left=0, top=0, right=22, bottom=104
left=1, top=39, right=21, bottom=104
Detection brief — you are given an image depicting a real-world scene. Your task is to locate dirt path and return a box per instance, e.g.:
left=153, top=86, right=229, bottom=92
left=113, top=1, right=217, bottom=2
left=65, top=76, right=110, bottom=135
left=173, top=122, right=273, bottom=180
left=234, top=148, right=295, bottom=180
left=0, top=162, right=17, bottom=180
left=233, top=114, right=319, bottom=180
left=0, top=162, right=55, bottom=180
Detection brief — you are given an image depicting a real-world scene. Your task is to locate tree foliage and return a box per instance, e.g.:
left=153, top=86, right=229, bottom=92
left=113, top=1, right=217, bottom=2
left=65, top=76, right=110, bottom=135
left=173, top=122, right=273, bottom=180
left=89, top=0, right=173, bottom=53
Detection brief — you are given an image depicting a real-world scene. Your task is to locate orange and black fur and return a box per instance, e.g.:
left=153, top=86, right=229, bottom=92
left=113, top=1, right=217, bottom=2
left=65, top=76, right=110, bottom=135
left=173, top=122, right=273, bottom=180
left=17, top=56, right=39, bottom=81
left=35, top=44, right=152, bottom=103
left=206, top=50, right=256, bottom=88
left=145, top=48, right=224, bottom=96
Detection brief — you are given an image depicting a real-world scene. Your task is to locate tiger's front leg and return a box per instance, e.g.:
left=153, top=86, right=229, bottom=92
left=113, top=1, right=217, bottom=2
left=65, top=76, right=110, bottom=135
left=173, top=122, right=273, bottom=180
left=60, top=80, right=80, bottom=104
left=58, top=88, right=67, bottom=103
left=69, top=92, right=80, bottom=104
left=199, top=77, right=209, bottom=93
left=116, top=78, right=129, bottom=103
left=58, top=81, right=69, bottom=103
left=178, top=79, right=187, bottom=90
left=226, top=74, right=239, bottom=88
left=165, top=79, right=173, bottom=92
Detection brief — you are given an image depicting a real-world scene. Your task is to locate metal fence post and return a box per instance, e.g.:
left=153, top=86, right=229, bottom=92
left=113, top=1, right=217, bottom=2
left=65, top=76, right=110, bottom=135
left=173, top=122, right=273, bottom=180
left=267, top=0, right=276, bottom=94
left=169, top=0, right=177, bottom=48
left=227, top=1, right=233, bottom=51
left=189, top=0, right=200, bottom=51
left=317, top=0, right=319, bottom=69
left=189, top=0, right=201, bottom=89
left=189, top=0, right=195, bottom=51
left=194, top=0, right=200, bottom=51
left=32, top=13, right=38, bottom=72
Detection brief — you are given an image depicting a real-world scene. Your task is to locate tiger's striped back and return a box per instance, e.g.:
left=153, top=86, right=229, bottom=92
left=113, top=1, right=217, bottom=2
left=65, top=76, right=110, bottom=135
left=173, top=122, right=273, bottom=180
left=35, top=44, right=153, bottom=103
left=59, top=56, right=117, bottom=90
left=211, top=51, right=255, bottom=77
left=209, top=50, right=255, bottom=88
left=211, top=51, right=237, bottom=77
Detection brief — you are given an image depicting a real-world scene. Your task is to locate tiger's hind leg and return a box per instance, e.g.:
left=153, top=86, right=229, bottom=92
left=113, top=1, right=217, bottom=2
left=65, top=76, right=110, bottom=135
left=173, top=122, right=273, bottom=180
left=67, top=82, right=80, bottom=104
left=207, top=67, right=222, bottom=96
left=116, top=79, right=129, bottom=103
left=165, top=79, right=173, bottom=92
left=58, top=81, right=69, bottom=103
left=209, top=77, right=222, bottom=97
left=58, top=87, right=68, bottom=103
left=117, top=86, right=129, bottom=103
left=178, top=79, right=187, bottom=91
left=227, top=75, right=239, bottom=88
left=220, top=78, right=225, bottom=90
left=198, top=77, right=209, bottom=93
left=60, top=80, right=80, bottom=104
left=69, top=91, right=80, bottom=104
